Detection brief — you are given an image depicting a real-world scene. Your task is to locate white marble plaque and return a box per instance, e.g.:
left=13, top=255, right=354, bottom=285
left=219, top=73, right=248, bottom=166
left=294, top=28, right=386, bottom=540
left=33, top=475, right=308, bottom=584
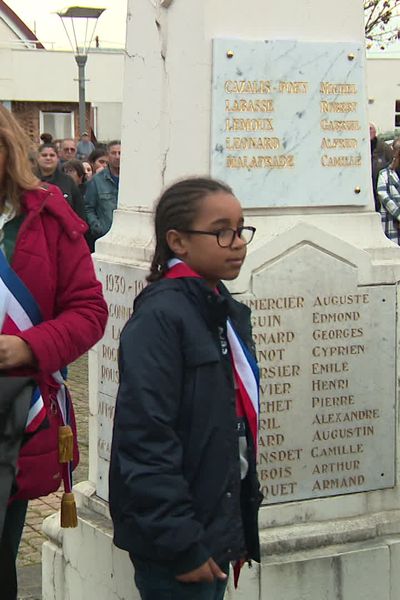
left=211, top=39, right=370, bottom=207
left=241, top=245, right=395, bottom=504
left=95, top=261, right=147, bottom=500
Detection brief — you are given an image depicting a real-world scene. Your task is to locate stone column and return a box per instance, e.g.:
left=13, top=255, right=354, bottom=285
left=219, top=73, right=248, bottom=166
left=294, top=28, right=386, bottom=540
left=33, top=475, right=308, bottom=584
left=43, top=1, right=400, bottom=599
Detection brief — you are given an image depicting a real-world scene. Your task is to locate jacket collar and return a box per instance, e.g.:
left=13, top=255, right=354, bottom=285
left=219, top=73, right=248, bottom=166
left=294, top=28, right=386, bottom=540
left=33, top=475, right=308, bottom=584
left=21, top=186, right=87, bottom=240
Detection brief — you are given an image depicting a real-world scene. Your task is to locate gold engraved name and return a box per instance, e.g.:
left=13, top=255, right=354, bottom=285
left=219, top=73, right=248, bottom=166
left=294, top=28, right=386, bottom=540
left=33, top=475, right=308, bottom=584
left=312, top=409, right=379, bottom=425
left=321, top=138, right=358, bottom=149
left=320, top=101, right=357, bottom=113
left=312, top=426, right=374, bottom=441
left=263, top=399, right=293, bottom=413
left=226, top=155, right=294, bottom=169
left=278, top=81, right=308, bottom=93
left=224, top=80, right=271, bottom=94
left=102, top=343, right=118, bottom=362
left=312, top=378, right=349, bottom=391
left=321, top=119, right=360, bottom=131
left=260, top=364, right=300, bottom=378
left=322, top=155, right=361, bottom=167
left=245, top=296, right=305, bottom=310
left=251, top=314, right=282, bottom=329
left=320, top=82, right=358, bottom=94
left=100, top=365, right=120, bottom=384
left=311, top=443, right=364, bottom=457
left=226, top=136, right=280, bottom=150
left=225, top=118, right=273, bottom=131
left=312, top=328, right=363, bottom=340
left=312, top=460, right=360, bottom=474
left=259, top=466, right=292, bottom=480
left=260, top=382, right=291, bottom=396
left=225, top=99, right=274, bottom=112
left=313, top=310, right=361, bottom=322
left=312, top=361, right=350, bottom=374
left=261, top=482, right=298, bottom=497
left=314, top=294, right=369, bottom=306
left=259, top=448, right=303, bottom=462
left=312, top=344, right=365, bottom=357
left=108, top=303, right=133, bottom=320
left=312, top=395, right=355, bottom=408
left=257, top=348, right=286, bottom=362
left=312, top=475, right=365, bottom=491
left=98, top=400, right=115, bottom=420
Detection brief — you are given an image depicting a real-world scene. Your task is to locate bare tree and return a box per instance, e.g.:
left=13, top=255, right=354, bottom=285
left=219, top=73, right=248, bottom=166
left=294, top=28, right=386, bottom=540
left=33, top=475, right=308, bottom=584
left=365, top=0, right=400, bottom=45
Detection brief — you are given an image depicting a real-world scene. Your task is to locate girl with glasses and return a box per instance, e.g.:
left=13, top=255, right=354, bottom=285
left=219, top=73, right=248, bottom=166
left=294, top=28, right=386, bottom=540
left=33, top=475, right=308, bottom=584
left=109, top=177, right=261, bottom=600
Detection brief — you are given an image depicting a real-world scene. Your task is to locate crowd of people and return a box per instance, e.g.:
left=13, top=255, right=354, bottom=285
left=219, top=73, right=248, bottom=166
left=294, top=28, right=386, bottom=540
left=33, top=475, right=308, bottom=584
left=32, top=132, right=121, bottom=252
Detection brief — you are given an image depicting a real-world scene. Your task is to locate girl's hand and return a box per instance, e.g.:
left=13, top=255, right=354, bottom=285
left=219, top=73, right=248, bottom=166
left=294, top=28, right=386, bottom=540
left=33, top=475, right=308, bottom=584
left=176, top=558, right=227, bottom=583
left=0, top=335, right=35, bottom=369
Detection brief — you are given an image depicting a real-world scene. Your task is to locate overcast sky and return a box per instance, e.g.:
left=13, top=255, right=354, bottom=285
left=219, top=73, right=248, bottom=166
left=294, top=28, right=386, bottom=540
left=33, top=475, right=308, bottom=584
left=6, top=0, right=127, bottom=50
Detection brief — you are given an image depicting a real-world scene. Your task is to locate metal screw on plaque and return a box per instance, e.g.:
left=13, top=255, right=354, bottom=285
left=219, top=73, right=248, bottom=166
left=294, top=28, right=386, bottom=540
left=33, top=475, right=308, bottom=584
left=226, top=50, right=234, bottom=59
left=348, top=53, right=355, bottom=61
left=354, top=186, right=361, bottom=194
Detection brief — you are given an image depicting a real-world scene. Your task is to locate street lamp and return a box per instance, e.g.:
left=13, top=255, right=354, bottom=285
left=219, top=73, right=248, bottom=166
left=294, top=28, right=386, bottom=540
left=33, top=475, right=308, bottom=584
left=57, top=6, right=105, bottom=136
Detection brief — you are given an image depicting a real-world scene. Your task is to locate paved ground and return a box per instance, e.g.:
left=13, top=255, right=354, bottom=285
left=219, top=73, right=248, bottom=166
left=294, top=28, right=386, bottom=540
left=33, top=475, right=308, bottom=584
left=17, top=354, right=89, bottom=599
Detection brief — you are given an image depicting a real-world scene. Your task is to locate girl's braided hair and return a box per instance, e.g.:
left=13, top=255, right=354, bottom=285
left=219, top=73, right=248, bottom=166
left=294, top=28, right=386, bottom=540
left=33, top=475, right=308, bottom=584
left=147, top=177, right=233, bottom=283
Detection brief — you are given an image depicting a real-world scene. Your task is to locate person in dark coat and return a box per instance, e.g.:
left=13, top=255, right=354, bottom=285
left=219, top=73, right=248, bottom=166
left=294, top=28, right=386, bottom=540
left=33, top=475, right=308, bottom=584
left=109, top=177, right=262, bottom=600
left=36, top=143, right=86, bottom=220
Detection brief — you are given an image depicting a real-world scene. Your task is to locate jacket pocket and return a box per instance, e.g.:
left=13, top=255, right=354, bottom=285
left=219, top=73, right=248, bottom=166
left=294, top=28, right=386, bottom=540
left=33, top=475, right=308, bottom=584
left=184, top=343, right=220, bottom=367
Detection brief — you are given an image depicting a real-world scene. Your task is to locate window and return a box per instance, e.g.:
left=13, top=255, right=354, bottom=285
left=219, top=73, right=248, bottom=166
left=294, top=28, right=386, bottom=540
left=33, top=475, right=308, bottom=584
left=39, top=111, right=74, bottom=139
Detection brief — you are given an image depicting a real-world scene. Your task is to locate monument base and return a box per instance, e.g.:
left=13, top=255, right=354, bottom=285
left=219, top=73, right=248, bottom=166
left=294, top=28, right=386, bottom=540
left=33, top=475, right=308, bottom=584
left=42, top=482, right=400, bottom=600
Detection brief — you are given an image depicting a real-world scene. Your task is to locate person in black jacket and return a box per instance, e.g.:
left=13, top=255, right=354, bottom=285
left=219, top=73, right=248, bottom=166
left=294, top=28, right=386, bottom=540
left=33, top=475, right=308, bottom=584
left=36, top=143, right=86, bottom=221
left=109, top=177, right=262, bottom=600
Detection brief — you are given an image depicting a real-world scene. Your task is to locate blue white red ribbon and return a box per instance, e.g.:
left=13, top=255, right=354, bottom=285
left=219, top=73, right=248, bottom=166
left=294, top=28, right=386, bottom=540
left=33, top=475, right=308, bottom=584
left=226, top=320, right=259, bottom=451
left=0, top=249, right=65, bottom=434
left=166, top=258, right=260, bottom=450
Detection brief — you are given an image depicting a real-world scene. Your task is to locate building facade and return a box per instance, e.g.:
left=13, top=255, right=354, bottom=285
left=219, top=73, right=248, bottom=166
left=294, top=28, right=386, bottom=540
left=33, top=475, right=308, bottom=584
left=0, top=1, right=124, bottom=142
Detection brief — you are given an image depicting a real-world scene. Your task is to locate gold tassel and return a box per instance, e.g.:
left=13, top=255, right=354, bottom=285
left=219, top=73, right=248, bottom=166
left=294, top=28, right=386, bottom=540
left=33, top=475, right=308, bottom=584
left=61, top=492, right=78, bottom=528
left=58, top=425, right=74, bottom=463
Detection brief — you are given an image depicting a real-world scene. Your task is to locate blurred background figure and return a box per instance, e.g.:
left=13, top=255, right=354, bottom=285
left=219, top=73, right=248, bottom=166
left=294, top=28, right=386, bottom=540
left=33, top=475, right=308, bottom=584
left=377, top=137, right=400, bottom=245
left=59, top=138, right=77, bottom=164
left=36, top=143, right=85, bottom=220
left=85, top=140, right=121, bottom=249
left=76, top=132, right=95, bottom=161
left=63, top=158, right=87, bottom=196
left=88, top=147, right=108, bottom=174
left=39, top=132, right=53, bottom=145
left=82, top=161, right=93, bottom=182
left=370, top=122, right=393, bottom=211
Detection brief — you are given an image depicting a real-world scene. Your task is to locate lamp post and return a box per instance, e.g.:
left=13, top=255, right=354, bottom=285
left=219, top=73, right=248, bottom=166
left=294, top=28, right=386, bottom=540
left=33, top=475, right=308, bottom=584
left=57, top=6, right=105, bottom=136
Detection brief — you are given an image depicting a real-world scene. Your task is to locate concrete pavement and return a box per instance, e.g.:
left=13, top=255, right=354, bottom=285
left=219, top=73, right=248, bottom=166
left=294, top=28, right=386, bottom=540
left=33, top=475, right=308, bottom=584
left=17, top=354, right=89, bottom=599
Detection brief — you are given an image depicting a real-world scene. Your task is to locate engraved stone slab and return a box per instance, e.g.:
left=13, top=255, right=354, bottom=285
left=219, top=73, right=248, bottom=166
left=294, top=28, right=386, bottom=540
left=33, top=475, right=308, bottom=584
left=95, top=261, right=147, bottom=500
left=211, top=39, right=370, bottom=207
left=240, top=245, right=395, bottom=504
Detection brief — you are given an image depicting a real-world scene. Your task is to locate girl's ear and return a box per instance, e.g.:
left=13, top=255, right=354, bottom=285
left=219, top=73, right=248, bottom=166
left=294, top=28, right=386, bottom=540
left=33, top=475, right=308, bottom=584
left=166, top=229, right=188, bottom=258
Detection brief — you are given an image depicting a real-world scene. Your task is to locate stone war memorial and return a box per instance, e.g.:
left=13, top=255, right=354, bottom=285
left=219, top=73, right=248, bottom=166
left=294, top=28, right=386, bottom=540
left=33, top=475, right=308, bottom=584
left=43, top=1, right=400, bottom=599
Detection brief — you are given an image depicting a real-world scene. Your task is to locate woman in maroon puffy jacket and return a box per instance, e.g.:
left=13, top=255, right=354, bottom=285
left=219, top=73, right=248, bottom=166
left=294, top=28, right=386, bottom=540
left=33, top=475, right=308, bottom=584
left=0, top=105, right=108, bottom=599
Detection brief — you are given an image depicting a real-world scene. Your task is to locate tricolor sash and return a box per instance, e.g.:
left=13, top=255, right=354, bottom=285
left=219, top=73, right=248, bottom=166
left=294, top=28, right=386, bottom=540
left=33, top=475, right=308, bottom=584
left=226, top=319, right=259, bottom=453
left=0, top=248, right=47, bottom=432
left=165, top=259, right=260, bottom=585
left=0, top=248, right=77, bottom=526
left=165, top=258, right=260, bottom=451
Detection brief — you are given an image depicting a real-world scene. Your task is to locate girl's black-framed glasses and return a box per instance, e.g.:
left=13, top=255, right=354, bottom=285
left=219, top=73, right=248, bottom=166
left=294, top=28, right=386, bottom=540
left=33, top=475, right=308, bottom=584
left=180, top=226, right=256, bottom=248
